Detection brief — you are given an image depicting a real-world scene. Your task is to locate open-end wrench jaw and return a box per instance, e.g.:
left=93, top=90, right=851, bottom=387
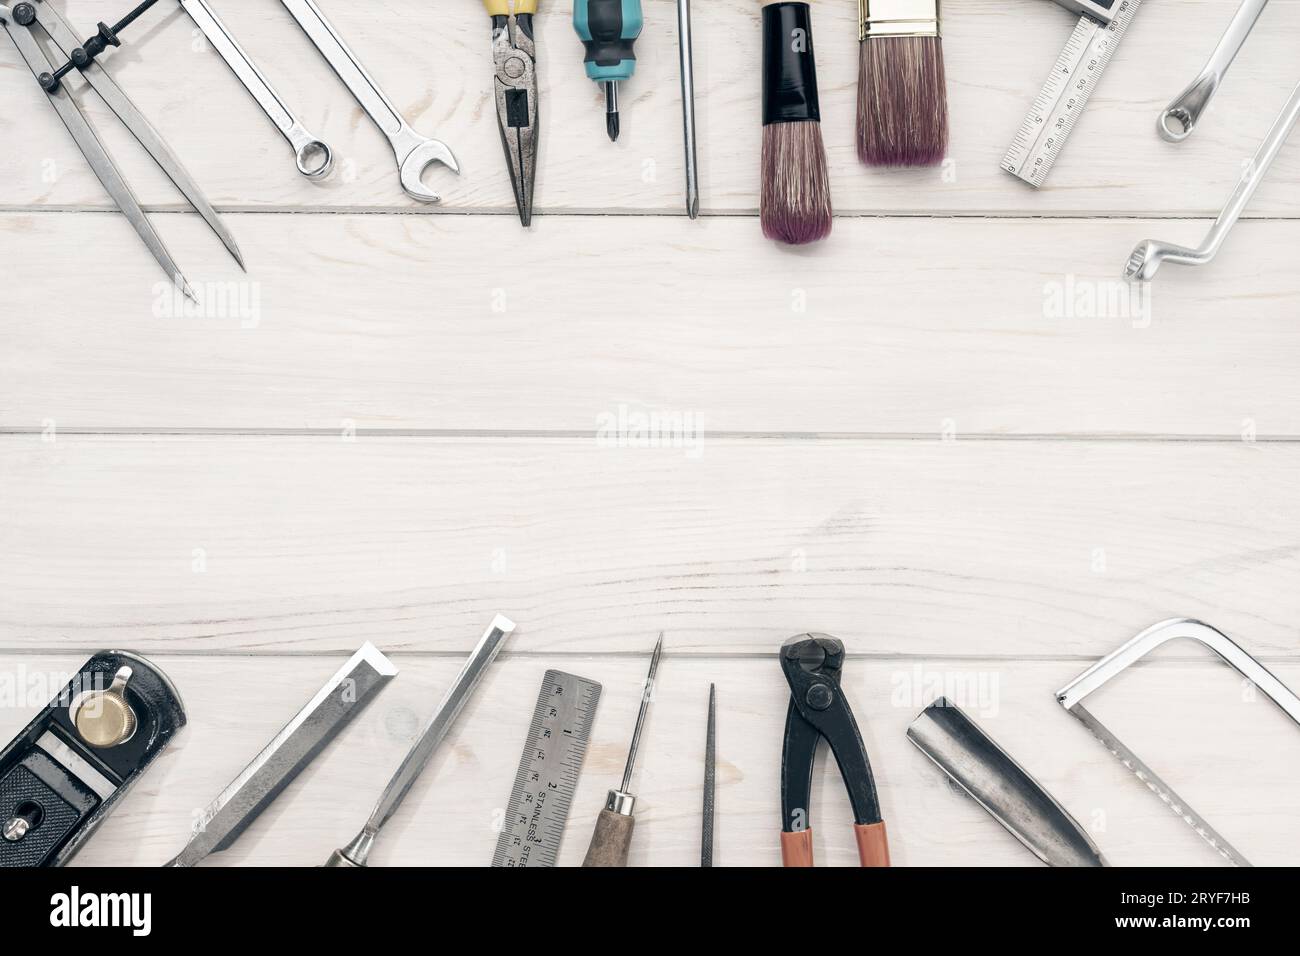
left=396, top=133, right=461, bottom=205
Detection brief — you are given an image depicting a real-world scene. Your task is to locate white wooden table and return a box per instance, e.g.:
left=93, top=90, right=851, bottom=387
left=2, top=0, right=1299, bottom=867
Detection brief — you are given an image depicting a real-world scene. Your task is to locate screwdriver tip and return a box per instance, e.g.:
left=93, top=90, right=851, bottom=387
left=607, top=112, right=620, bottom=142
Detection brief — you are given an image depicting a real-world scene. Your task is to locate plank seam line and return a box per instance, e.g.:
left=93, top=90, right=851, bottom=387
left=0, top=206, right=1296, bottom=223
left=0, top=649, right=1297, bottom=665
left=2, top=427, right=1299, bottom=443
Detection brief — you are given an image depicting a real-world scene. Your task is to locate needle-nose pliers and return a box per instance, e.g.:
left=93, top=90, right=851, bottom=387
left=780, top=633, right=891, bottom=867
left=482, top=0, right=539, bottom=226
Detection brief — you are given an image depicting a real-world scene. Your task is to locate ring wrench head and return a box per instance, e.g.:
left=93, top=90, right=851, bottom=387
left=295, top=138, right=334, bottom=179
left=398, top=136, right=460, bottom=204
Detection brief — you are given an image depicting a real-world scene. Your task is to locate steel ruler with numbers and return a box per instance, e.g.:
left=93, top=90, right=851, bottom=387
left=492, top=670, right=602, bottom=867
left=1002, top=0, right=1144, bottom=187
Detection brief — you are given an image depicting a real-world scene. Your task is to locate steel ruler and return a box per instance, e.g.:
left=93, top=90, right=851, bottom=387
left=492, top=670, right=602, bottom=867
left=1002, top=0, right=1143, bottom=187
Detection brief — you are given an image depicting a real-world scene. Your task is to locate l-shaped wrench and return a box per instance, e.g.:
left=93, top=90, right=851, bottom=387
left=180, top=0, right=333, bottom=178
left=1127, top=79, right=1300, bottom=280
left=280, top=0, right=459, bottom=203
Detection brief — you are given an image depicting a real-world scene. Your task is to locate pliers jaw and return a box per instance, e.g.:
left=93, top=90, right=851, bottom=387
left=490, top=14, right=538, bottom=226
left=779, top=633, right=890, bottom=867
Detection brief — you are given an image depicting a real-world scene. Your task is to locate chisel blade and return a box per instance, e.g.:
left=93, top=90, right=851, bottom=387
left=164, top=643, right=397, bottom=867
left=908, top=698, right=1107, bottom=867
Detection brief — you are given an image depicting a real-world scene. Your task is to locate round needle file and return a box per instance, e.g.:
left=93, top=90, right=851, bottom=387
left=701, top=683, right=715, bottom=866
left=582, top=632, right=662, bottom=867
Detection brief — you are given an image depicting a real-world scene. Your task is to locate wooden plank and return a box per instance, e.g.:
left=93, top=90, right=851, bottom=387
left=1, top=654, right=1294, bottom=867
left=1, top=0, right=1297, bottom=216
left=4, top=213, right=1299, bottom=435
left=3, top=435, right=1298, bottom=658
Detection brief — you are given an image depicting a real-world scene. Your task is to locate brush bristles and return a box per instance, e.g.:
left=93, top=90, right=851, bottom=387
left=761, top=121, right=833, bottom=245
left=857, top=35, right=948, bottom=167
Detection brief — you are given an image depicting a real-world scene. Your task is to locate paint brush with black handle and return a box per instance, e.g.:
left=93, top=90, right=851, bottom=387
left=760, top=0, right=832, bottom=244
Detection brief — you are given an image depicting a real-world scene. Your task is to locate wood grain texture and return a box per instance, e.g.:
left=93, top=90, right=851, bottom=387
left=4, top=0, right=1299, bottom=870
left=3, top=436, right=1298, bottom=658
left=4, top=213, right=1299, bottom=435
left=1, top=654, right=1295, bottom=867
left=0, top=0, right=1297, bottom=216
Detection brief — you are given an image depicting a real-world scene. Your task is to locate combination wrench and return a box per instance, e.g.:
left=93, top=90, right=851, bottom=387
left=180, top=0, right=333, bottom=178
left=1157, top=0, right=1269, bottom=142
left=280, top=0, right=459, bottom=203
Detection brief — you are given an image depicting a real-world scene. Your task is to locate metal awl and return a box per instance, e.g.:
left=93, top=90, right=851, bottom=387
left=581, top=633, right=662, bottom=867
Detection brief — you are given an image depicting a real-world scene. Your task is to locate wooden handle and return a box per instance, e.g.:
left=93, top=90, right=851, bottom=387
left=854, top=821, right=890, bottom=867
left=780, top=828, right=814, bottom=866
left=582, top=809, right=635, bottom=867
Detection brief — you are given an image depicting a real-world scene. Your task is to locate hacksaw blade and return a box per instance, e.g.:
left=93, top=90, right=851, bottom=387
left=1001, top=0, right=1143, bottom=187
left=1068, top=703, right=1250, bottom=866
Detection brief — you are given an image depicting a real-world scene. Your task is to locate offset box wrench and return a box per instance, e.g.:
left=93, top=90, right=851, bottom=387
left=280, top=0, right=459, bottom=202
left=1127, top=80, right=1300, bottom=281
left=1, top=652, right=185, bottom=867
left=179, top=0, right=333, bottom=178
left=1158, top=0, right=1269, bottom=142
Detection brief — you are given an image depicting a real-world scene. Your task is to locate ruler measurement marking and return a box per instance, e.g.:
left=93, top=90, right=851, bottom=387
left=492, top=670, right=602, bottom=867
left=1002, top=0, right=1142, bottom=187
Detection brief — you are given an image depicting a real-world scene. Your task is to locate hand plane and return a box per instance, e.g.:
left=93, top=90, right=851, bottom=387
left=0, top=651, right=185, bottom=867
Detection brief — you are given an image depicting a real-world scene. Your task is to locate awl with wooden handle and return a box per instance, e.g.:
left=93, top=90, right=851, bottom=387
left=582, top=633, right=662, bottom=867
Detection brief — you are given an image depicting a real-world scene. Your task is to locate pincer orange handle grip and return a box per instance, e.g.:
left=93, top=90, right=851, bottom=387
left=781, top=828, right=814, bottom=866
left=854, top=821, right=891, bottom=867
left=781, top=823, right=891, bottom=867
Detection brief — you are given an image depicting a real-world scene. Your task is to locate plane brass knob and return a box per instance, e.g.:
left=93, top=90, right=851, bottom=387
left=70, top=666, right=137, bottom=748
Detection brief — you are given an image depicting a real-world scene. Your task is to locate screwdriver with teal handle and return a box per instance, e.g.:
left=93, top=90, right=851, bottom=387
left=573, top=0, right=643, bottom=140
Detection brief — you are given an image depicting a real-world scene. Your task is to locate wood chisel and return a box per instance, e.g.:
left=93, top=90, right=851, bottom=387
left=1, top=651, right=185, bottom=867
left=582, top=633, right=662, bottom=867
left=1001, top=0, right=1143, bottom=187
left=165, top=643, right=396, bottom=867
left=907, top=698, right=1106, bottom=866
left=325, top=615, right=516, bottom=866
left=492, top=670, right=602, bottom=866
